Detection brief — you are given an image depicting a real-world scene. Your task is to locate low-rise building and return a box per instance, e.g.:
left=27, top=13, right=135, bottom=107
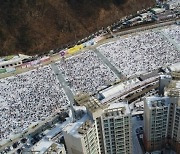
left=0, top=54, right=31, bottom=69
left=30, top=138, right=66, bottom=154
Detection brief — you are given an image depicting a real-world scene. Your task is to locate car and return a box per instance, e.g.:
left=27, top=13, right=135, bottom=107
left=136, top=115, right=140, bottom=120
left=139, top=127, right=143, bottom=134
left=31, top=139, right=36, bottom=145
left=21, top=138, right=27, bottom=143
left=12, top=142, right=18, bottom=149
left=25, top=143, right=31, bottom=148
left=17, top=148, right=22, bottom=154
left=139, top=115, right=144, bottom=120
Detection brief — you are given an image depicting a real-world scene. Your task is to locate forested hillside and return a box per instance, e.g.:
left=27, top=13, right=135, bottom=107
left=0, top=0, right=155, bottom=56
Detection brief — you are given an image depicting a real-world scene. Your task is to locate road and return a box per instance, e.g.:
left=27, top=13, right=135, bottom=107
left=0, top=112, right=59, bottom=152
left=50, top=63, right=75, bottom=120
left=94, top=48, right=123, bottom=79
left=152, top=26, right=180, bottom=52
left=160, top=31, right=180, bottom=51
left=0, top=18, right=178, bottom=80
left=113, top=19, right=179, bottom=38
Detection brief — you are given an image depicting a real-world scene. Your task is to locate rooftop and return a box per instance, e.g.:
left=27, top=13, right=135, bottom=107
left=63, top=114, right=92, bottom=138
left=74, top=92, right=91, bottom=105
left=146, top=96, right=170, bottom=108
left=78, top=120, right=93, bottom=135
left=31, top=139, right=53, bottom=154
left=103, top=102, right=130, bottom=118
left=45, top=119, right=70, bottom=139
left=0, top=54, right=31, bottom=67
left=100, top=78, right=140, bottom=99
left=165, top=80, right=180, bottom=98
left=171, top=72, right=180, bottom=80
left=31, top=139, right=65, bottom=154
left=168, top=62, right=180, bottom=73
left=75, top=93, right=104, bottom=113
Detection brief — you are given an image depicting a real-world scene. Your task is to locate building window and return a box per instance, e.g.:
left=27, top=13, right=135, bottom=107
left=104, top=120, right=108, bottom=123
left=110, top=119, right=114, bottom=122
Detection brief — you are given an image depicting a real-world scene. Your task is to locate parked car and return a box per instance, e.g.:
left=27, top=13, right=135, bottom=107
left=139, top=114, right=144, bottom=120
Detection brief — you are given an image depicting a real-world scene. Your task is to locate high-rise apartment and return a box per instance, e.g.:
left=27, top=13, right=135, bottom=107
left=144, top=68, right=180, bottom=153
left=165, top=79, right=180, bottom=153
left=63, top=114, right=101, bottom=154
left=64, top=93, right=132, bottom=154
left=143, top=96, right=170, bottom=151
left=101, top=102, right=132, bottom=154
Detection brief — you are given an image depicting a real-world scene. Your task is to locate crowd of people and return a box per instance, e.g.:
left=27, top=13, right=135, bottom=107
left=97, top=27, right=180, bottom=77
left=162, top=25, right=180, bottom=44
left=0, top=25, right=179, bottom=142
left=56, top=50, right=118, bottom=94
left=0, top=65, right=69, bottom=141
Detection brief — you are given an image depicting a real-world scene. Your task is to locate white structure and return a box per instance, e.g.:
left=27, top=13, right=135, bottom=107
left=0, top=54, right=30, bottom=69
left=99, top=78, right=140, bottom=102
left=0, top=57, right=22, bottom=69
left=151, top=8, right=166, bottom=14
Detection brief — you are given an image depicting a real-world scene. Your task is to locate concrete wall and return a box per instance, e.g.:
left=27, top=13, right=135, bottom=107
left=63, top=131, right=85, bottom=154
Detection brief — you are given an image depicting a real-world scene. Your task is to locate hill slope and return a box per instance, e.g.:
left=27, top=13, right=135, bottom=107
left=0, top=0, right=155, bottom=56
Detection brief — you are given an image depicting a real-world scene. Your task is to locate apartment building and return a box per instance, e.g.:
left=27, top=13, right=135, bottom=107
left=101, top=102, right=132, bottom=154
left=74, top=93, right=106, bottom=154
left=64, top=93, right=132, bottom=154
left=165, top=79, right=180, bottom=153
left=144, top=69, right=180, bottom=153
left=62, top=114, right=101, bottom=154
left=143, top=96, right=170, bottom=151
